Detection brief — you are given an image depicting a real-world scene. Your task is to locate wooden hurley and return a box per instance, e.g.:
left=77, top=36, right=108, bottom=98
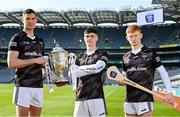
left=106, top=66, right=179, bottom=111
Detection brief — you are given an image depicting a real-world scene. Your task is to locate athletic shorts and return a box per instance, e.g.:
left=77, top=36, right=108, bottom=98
left=124, top=102, right=153, bottom=115
left=73, top=98, right=106, bottom=117
left=12, top=87, right=43, bottom=108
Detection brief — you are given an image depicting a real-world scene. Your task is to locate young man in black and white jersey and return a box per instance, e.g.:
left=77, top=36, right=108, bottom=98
left=117, top=25, right=174, bottom=117
left=7, top=9, right=45, bottom=117
left=69, top=28, right=108, bottom=117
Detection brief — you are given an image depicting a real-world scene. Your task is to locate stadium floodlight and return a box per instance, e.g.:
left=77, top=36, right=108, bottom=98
left=137, top=8, right=164, bottom=26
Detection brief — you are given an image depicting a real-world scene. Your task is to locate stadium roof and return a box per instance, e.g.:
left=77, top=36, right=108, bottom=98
left=0, top=2, right=180, bottom=27
left=152, top=0, right=180, bottom=22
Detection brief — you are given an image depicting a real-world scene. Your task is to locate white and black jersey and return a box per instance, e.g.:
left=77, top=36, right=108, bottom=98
left=75, top=49, right=108, bottom=101
left=8, top=31, right=45, bottom=88
left=122, top=46, right=161, bottom=102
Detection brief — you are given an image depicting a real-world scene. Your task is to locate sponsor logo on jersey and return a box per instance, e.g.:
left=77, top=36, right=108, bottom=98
left=24, top=51, right=42, bottom=56
left=127, top=67, right=147, bottom=72
left=23, top=41, right=30, bottom=44
left=31, top=41, right=37, bottom=43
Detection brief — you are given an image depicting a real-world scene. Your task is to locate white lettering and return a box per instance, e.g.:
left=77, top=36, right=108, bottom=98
left=127, top=67, right=147, bottom=72
left=24, top=51, right=42, bottom=56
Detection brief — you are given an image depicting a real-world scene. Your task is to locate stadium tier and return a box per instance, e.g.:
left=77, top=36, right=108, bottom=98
left=0, top=25, right=180, bottom=49
left=0, top=25, right=180, bottom=85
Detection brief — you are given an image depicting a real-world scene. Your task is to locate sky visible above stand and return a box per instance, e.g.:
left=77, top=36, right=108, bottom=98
left=0, top=0, right=157, bottom=11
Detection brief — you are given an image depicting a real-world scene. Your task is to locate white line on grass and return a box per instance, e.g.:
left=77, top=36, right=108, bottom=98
left=105, top=87, right=119, bottom=97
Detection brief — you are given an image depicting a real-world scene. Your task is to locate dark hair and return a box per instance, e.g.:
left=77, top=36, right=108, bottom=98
left=84, top=28, right=98, bottom=35
left=22, top=9, right=36, bottom=16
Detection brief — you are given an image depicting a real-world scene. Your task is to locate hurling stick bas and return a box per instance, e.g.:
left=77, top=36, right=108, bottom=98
left=153, top=91, right=180, bottom=111
left=106, top=66, right=178, bottom=110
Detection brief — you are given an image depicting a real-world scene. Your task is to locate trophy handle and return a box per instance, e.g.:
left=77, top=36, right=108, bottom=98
left=48, top=53, right=56, bottom=73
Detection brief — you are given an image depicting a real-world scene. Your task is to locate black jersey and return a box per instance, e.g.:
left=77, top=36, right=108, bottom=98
left=122, top=46, right=161, bottom=102
left=8, top=31, right=45, bottom=88
left=75, top=49, right=108, bottom=101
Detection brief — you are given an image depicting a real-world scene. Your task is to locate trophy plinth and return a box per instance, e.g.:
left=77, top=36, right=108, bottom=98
left=49, top=46, right=69, bottom=85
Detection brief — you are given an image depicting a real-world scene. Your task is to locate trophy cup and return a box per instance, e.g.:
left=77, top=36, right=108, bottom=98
left=48, top=46, right=69, bottom=84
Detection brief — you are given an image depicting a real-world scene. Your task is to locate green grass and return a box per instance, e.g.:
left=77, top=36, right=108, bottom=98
left=0, top=84, right=179, bottom=117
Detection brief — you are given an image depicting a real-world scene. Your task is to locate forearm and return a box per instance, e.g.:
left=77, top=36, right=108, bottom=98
left=76, top=60, right=106, bottom=78
left=8, top=58, right=36, bottom=69
left=7, top=51, right=45, bottom=69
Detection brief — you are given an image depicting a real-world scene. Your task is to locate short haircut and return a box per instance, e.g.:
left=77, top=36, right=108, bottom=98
left=22, top=9, right=36, bottom=17
left=84, top=28, right=98, bottom=35
left=126, top=25, right=141, bottom=34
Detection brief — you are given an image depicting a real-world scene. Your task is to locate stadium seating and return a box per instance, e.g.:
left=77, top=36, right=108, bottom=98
left=0, top=25, right=180, bottom=85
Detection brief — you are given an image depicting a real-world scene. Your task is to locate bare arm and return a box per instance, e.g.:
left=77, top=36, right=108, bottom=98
left=7, top=51, right=45, bottom=69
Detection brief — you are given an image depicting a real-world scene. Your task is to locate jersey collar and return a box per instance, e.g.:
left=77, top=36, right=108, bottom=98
left=86, top=49, right=97, bottom=55
left=132, top=44, right=143, bottom=54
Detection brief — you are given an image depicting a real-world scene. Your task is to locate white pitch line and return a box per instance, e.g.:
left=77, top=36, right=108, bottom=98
left=105, top=87, right=119, bottom=97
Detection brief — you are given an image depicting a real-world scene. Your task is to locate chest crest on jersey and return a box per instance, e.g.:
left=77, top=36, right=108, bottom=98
left=142, top=53, right=148, bottom=61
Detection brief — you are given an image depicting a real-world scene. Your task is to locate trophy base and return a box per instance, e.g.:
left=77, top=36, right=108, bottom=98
left=55, top=79, right=69, bottom=83
left=55, top=80, right=69, bottom=87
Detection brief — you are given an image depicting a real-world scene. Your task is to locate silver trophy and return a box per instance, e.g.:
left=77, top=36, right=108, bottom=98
left=48, top=46, right=69, bottom=84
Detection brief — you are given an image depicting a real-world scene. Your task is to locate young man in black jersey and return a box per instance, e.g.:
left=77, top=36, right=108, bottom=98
left=69, top=28, right=108, bottom=117
left=118, top=25, right=174, bottom=117
left=7, top=9, right=45, bottom=117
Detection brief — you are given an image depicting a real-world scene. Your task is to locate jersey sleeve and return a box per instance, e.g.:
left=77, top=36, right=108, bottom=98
left=76, top=60, right=106, bottom=76
left=122, top=55, right=127, bottom=72
left=99, top=52, right=108, bottom=64
left=156, top=65, right=172, bottom=93
left=40, top=38, right=45, bottom=56
left=122, top=61, right=127, bottom=72
left=8, top=34, right=19, bottom=52
left=153, top=50, right=162, bottom=68
left=75, top=53, right=82, bottom=65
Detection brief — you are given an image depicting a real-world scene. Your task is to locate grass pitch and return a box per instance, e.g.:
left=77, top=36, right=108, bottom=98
left=0, top=84, right=179, bottom=117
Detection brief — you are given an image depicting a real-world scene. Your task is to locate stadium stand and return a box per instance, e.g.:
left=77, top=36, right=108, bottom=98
left=0, top=3, right=180, bottom=92
left=0, top=25, right=180, bottom=84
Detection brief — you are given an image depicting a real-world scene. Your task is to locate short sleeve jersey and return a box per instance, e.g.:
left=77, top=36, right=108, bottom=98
left=122, top=46, right=161, bottom=102
left=8, top=31, right=45, bottom=88
left=75, top=49, right=108, bottom=101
